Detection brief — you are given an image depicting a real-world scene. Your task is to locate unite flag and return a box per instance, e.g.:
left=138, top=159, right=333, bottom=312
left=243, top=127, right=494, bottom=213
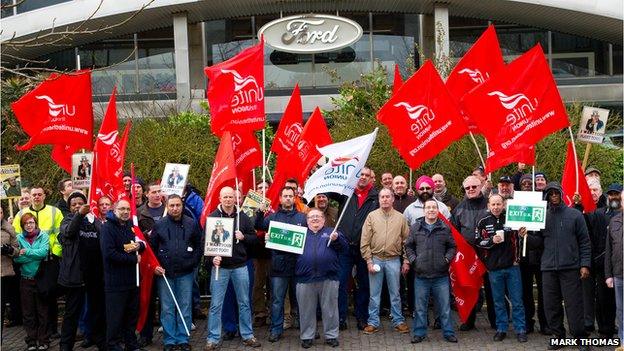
left=561, top=141, right=596, bottom=213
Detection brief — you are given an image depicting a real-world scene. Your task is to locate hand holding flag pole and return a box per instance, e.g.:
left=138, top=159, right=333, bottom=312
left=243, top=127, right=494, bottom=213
left=327, top=193, right=354, bottom=247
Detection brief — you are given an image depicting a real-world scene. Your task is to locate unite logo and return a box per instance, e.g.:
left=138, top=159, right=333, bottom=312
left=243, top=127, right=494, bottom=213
left=36, top=95, right=76, bottom=118
left=488, top=91, right=538, bottom=127
left=296, top=139, right=310, bottom=160
left=458, top=68, right=489, bottom=84
left=97, top=131, right=119, bottom=146
left=393, top=102, right=436, bottom=135
left=231, top=134, right=242, bottom=150
left=221, top=69, right=264, bottom=114
left=279, top=123, right=303, bottom=151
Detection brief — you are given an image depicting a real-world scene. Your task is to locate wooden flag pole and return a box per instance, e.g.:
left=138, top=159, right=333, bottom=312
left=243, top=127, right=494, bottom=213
left=468, top=132, right=486, bottom=170
left=409, top=169, right=413, bottom=190
left=235, top=176, right=240, bottom=244
left=8, top=199, right=14, bottom=218
left=581, top=143, right=592, bottom=170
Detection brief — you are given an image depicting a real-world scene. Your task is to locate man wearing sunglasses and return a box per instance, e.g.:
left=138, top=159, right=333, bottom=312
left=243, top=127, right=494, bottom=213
left=404, top=176, right=451, bottom=227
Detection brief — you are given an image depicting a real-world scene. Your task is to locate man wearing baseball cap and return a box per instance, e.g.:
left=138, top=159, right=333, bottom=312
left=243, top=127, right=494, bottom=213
left=497, top=176, right=515, bottom=200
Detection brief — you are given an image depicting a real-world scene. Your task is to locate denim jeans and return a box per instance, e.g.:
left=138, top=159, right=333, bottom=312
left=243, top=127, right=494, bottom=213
left=207, top=265, right=254, bottom=343
left=367, top=257, right=404, bottom=327
left=339, top=245, right=369, bottom=323
left=489, top=265, right=526, bottom=333
left=270, top=276, right=293, bottom=336
left=222, top=260, right=254, bottom=333
left=158, top=272, right=194, bottom=346
left=615, top=277, right=623, bottom=343
left=413, top=276, right=454, bottom=337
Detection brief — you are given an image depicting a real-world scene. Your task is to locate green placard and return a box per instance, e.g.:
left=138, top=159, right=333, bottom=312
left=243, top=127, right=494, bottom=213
left=505, top=199, right=547, bottom=230
left=266, top=221, right=307, bottom=254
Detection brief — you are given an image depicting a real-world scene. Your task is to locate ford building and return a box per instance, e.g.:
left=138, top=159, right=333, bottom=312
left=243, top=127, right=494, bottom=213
left=2, top=0, right=622, bottom=126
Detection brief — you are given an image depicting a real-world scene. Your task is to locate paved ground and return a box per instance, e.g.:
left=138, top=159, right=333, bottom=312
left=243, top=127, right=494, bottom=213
left=2, top=306, right=618, bottom=351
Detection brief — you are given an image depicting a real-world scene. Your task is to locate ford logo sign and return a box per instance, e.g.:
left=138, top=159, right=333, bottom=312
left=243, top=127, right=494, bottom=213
left=258, top=14, right=363, bottom=54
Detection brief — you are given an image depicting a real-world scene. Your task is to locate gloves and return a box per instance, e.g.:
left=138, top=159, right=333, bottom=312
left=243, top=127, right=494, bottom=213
left=1, top=244, right=14, bottom=256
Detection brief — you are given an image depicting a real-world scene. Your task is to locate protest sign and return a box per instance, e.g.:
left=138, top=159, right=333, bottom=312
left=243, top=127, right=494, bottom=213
left=577, top=106, right=609, bottom=144
left=266, top=221, right=307, bottom=255
left=241, top=190, right=271, bottom=218
left=204, top=217, right=234, bottom=257
left=72, top=152, right=93, bottom=189
left=505, top=198, right=547, bottom=231
left=160, top=163, right=190, bottom=196
left=0, top=165, right=21, bottom=200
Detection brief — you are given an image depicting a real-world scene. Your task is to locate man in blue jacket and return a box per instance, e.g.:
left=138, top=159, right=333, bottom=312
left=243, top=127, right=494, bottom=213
left=100, top=199, right=145, bottom=351
left=151, top=195, right=202, bottom=351
left=296, top=208, right=345, bottom=348
left=255, top=186, right=306, bottom=342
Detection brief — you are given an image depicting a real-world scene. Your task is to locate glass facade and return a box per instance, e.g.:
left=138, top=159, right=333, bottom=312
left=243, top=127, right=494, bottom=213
left=1, top=0, right=70, bottom=18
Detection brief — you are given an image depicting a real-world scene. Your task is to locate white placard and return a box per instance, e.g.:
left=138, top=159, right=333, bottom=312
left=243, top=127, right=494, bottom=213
left=204, top=217, right=234, bottom=257
left=71, top=153, right=93, bottom=189
left=160, top=163, right=190, bottom=196
left=577, top=106, right=609, bottom=144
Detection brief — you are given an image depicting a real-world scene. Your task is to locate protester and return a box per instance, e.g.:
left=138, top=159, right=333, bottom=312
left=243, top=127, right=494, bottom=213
left=14, top=213, right=50, bottom=351
left=337, top=165, right=379, bottom=330
left=472, top=166, right=493, bottom=197
left=58, top=192, right=106, bottom=351
left=496, top=176, right=515, bottom=199
left=255, top=187, right=306, bottom=342
left=0, top=206, right=19, bottom=334
left=285, top=178, right=308, bottom=214
left=519, top=174, right=533, bottom=191
left=100, top=199, right=145, bottom=351
left=296, top=208, right=345, bottom=348
left=432, top=173, right=459, bottom=211
left=12, top=186, right=64, bottom=339
left=151, top=195, right=202, bottom=351
left=404, top=199, right=457, bottom=344
left=475, top=194, right=532, bottom=343
left=381, top=172, right=393, bottom=189
left=133, top=177, right=147, bottom=208
left=360, top=188, right=410, bottom=334
left=312, top=193, right=338, bottom=227
left=97, top=196, right=112, bottom=223
left=538, top=182, right=591, bottom=350
left=55, top=178, right=73, bottom=216
left=404, top=175, right=451, bottom=226
left=605, top=190, right=624, bottom=344
left=205, top=187, right=260, bottom=350
left=452, top=175, right=492, bottom=331
left=585, top=167, right=607, bottom=208
left=391, top=175, right=415, bottom=213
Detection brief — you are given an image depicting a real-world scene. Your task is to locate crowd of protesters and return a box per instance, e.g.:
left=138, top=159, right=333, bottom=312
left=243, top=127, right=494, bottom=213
left=0, top=164, right=622, bottom=351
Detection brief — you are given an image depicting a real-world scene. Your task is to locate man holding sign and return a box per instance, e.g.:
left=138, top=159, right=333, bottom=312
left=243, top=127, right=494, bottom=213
left=204, top=187, right=260, bottom=350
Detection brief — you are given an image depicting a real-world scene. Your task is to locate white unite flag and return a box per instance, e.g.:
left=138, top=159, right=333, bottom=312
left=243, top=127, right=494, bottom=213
left=303, top=128, right=378, bottom=202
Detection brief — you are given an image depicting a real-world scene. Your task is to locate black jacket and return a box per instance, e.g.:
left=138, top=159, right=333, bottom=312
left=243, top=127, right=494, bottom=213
left=605, top=211, right=623, bottom=279
left=536, top=182, right=591, bottom=272
left=337, top=187, right=379, bottom=245
left=405, top=218, right=456, bottom=279
left=452, top=194, right=488, bottom=244
left=58, top=212, right=102, bottom=288
left=392, top=193, right=415, bottom=214
left=585, top=207, right=620, bottom=271
left=475, top=211, right=540, bottom=271
left=150, top=214, right=203, bottom=278
left=255, top=207, right=306, bottom=277
left=55, top=198, right=71, bottom=217
left=205, top=206, right=257, bottom=269
left=137, top=203, right=165, bottom=235
left=100, top=213, right=145, bottom=292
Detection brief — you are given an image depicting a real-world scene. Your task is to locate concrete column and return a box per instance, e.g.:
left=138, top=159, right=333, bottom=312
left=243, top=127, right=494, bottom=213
left=188, top=22, right=204, bottom=96
left=419, top=13, right=435, bottom=64
left=173, top=13, right=191, bottom=109
left=433, top=3, right=450, bottom=64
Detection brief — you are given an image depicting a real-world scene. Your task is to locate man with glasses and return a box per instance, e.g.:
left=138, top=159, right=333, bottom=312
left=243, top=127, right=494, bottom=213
left=451, top=175, right=491, bottom=331
left=537, top=182, right=591, bottom=350
left=404, top=176, right=451, bottom=227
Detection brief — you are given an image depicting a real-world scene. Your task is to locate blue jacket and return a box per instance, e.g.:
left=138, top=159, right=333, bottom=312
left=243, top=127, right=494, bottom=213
left=295, top=226, right=345, bottom=284
left=150, top=214, right=202, bottom=277
left=183, top=189, right=204, bottom=223
left=100, top=213, right=145, bottom=292
left=255, top=207, right=306, bottom=277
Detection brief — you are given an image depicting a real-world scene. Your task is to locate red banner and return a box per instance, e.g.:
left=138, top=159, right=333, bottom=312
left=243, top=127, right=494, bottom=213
left=485, top=145, right=536, bottom=174
left=446, top=25, right=505, bottom=132
left=271, top=84, right=303, bottom=155
left=392, top=64, right=403, bottom=96
left=562, top=141, right=596, bottom=213
left=230, top=129, right=262, bottom=177
left=205, top=40, right=265, bottom=136
left=377, top=60, right=468, bottom=170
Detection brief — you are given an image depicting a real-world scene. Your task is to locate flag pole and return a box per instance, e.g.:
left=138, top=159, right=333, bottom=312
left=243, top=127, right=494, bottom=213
left=136, top=252, right=140, bottom=287
left=262, top=129, right=267, bottom=198
left=8, top=199, right=14, bottom=218
left=409, top=169, right=413, bottom=191
left=567, top=127, right=579, bottom=194
left=327, top=193, right=354, bottom=247
left=162, top=273, right=190, bottom=336
left=468, top=132, right=486, bottom=170
left=235, top=176, right=240, bottom=244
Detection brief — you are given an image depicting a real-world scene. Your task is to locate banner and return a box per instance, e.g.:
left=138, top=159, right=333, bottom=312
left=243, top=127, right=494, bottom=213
left=266, top=221, right=307, bottom=255
left=0, top=165, right=21, bottom=200
left=204, top=217, right=234, bottom=257
left=160, top=163, right=190, bottom=196
left=71, top=152, right=93, bottom=190
left=205, top=40, right=265, bottom=135
left=271, top=84, right=303, bottom=155
left=561, top=141, right=596, bottom=213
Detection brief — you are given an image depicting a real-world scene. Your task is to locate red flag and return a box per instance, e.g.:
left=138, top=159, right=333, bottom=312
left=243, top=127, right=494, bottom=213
left=89, top=88, right=130, bottom=217
left=129, top=163, right=160, bottom=332
left=561, top=142, right=596, bottom=213
left=231, top=129, right=262, bottom=177
left=51, top=144, right=82, bottom=174
left=392, top=64, right=403, bottom=96
left=200, top=131, right=238, bottom=226
left=439, top=215, right=487, bottom=323
left=295, top=107, right=332, bottom=183
left=271, top=84, right=303, bottom=155
left=377, top=60, right=469, bottom=170
left=204, top=40, right=265, bottom=136
left=485, top=145, right=536, bottom=174
left=461, top=44, right=570, bottom=155
left=446, top=25, right=505, bottom=132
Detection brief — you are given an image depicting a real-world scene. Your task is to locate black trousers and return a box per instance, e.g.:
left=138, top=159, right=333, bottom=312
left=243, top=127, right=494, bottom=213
left=20, top=278, right=49, bottom=346
left=105, top=288, right=139, bottom=351
left=1, top=274, right=22, bottom=326
left=592, top=266, right=617, bottom=336
left=542, top=269, right=587, bottom=339
left=60, top=286, right=85, bottom=351
left=85, top=275, right=107, bottom=349
left=520, top=262, right=548, bottom=331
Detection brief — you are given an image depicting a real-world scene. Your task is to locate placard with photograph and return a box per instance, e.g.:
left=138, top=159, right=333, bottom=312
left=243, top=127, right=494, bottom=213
left=266, top=220, right=307, bottom=255
left=204, top=217, right=234, bottom=257
left=577, top=106, right=609, bottom=144
left=241, top=190, right=271, bottom=218
left=72, top=152, right=93, bottom=189
left=160, top=163, right=190, bottom=196
left=0, top=164, right=21, bottom=200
